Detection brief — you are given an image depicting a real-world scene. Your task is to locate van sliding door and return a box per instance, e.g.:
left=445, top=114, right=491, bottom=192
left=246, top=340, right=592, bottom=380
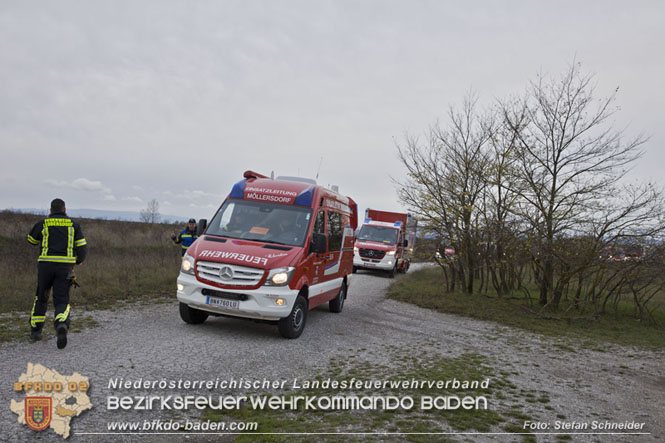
left=324, top=211, right=343, bottom=276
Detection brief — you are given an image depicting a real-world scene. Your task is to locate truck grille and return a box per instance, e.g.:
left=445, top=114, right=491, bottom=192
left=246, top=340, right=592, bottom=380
left=196, top=261, right=265, bottom=286
left=359, top=248, right=386, bottom=259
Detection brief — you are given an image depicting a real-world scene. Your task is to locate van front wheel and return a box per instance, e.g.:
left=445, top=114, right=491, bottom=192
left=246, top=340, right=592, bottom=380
left=179, top=303, right=208, bottom=324
left=329, top=281, right=346, bottom=313
left=278, top=296, right=308, bottom=339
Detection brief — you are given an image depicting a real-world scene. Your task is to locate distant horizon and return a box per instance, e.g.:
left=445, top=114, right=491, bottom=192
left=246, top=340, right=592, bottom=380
left=2, top=207, right=194, bottom=224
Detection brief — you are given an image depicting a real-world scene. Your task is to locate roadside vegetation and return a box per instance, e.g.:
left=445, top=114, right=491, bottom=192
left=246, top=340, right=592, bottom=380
left=389, top=267, right=665, bottom=349
left=0, top=210, right=183, bottom=342
left=395, top=62, right=665, bottom=332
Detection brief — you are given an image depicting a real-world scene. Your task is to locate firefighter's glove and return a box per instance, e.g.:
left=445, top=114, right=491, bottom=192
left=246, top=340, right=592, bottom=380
left=66, top=272, right=80, bottom=288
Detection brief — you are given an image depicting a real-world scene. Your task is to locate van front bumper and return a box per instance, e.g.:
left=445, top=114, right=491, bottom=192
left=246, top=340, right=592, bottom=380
left=353, top=254, right=396, bottom=271
left=176, top=272, right=298, bottom=321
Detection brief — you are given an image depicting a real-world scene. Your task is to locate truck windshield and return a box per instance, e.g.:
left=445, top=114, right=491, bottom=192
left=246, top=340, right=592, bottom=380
left=357, top=225, right=398, bottom=245
left=206, top=200, right=312, bottom=247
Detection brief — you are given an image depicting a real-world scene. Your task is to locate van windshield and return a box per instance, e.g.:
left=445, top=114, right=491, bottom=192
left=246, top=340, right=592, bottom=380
left=206, top=200, right=312, bottom=247
left=357, top=225, right=398, bottom=245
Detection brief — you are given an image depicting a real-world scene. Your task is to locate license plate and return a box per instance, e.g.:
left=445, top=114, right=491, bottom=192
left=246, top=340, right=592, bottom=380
left=206, top=296, right=239, bottom=310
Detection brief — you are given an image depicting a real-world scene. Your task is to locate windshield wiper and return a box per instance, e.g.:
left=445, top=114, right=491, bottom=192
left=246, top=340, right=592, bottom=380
left=206, top=233, right=236, bottom=239
left=260, top=240, right=290, bottom=246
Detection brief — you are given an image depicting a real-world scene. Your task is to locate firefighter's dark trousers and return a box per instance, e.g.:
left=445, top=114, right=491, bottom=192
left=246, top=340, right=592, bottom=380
left=30, top=262, right=73, bottom=332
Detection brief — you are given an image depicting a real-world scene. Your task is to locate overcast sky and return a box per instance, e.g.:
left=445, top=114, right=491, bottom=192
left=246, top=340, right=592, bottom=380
left=1, top=1, right=663, bottom=221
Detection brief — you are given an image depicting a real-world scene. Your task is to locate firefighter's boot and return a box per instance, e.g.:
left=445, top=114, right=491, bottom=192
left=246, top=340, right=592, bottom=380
left=30, top=328, right=42, bottom=341
left=56, top=324, right=68, bottom=349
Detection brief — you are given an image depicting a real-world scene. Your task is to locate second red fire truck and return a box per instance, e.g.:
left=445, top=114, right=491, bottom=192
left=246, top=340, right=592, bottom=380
left=353, top=209, right=415, bottom=278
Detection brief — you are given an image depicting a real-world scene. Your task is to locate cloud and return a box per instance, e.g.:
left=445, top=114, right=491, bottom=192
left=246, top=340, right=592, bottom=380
left=122, top=196, right=143, bottom=203
left=45, top=177, right=110, bottom=192
left=44, top=178, right=115, bottom=200
left=175, top=189, right=221, bottom=201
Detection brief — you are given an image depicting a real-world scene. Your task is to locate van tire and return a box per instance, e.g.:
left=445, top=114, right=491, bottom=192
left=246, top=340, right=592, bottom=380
left=352, top=266, right=357, bottom=274
left=179, top=303, right=208, bottom=324
left=388, top=264, right=397, bottom=278
left=329, top=281, right=346, bottom=313
left=278, top=296, right=307, bottom=339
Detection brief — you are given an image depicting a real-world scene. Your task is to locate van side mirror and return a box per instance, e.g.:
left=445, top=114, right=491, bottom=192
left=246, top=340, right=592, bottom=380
left=310, top=232, right=327, bottom=254
left=403, top=239, right=408, bottom=248
left=197, top=219, right=207, bottom=236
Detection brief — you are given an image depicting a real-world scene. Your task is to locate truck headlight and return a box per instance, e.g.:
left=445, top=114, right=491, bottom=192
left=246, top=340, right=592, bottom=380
left=387, top=250, right=396, bottom=256
left=181, top=254, right=195, bottom=275
left=264, top=267, right=295, bottom=286
left=353, top=246, right=359, bottom=253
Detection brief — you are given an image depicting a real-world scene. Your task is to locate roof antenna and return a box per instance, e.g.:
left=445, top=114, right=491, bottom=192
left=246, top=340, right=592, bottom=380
left=315, top=156, right=323, bottom=180
left=270, top=170, right=274, bottom=179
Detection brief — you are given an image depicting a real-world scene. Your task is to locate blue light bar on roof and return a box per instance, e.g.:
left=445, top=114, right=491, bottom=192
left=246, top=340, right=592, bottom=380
left=394, top=221, right=402, bottom=227
left=364, top=218, right=371, bottom=223
left=294, top=185, right=315, bottom=206
left=229, top=179, right=247, bottom=198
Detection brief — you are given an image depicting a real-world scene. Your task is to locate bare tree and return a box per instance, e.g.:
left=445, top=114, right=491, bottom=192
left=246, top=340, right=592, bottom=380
left=396, top=93, right=493, bottom=294
left=396, top=62, right=665, bottom=322
left=140, top=199, right=160, bottom=224
left=473, top=103, right=529, bottom=297
left=503, top=62, right=648, bottom=306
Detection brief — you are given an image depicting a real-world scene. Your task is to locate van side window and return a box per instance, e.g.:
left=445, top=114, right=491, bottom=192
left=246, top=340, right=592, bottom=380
left=314, top=210, right=325, bottom=235
left=328, top=212, right=343, bottom=251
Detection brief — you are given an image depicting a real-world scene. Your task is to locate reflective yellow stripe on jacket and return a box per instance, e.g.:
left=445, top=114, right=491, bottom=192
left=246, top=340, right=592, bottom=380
left=38, top=255, right=77, bottom=264
left=37, top=218, right=84, bottom=263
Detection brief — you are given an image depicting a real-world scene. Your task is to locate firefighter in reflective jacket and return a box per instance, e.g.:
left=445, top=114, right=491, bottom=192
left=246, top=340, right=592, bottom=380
left=171, top=218, right=198, bottom=256
left=26, top=198, right=87, bottom=349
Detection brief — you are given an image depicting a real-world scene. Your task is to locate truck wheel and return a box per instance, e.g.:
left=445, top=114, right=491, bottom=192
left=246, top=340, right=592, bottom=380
left=388, top=263, right=397, bottom=278
left=179, top=302, right=208, bottom=324
left=278, top=296, right=307, bottom=339
left=329, top=281, right=347, bottom=313
left=352, top=266, right=358, bottom=274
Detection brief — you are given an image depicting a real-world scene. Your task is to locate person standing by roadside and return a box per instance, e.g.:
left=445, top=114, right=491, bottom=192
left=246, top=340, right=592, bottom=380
left=26, top=198, right=87, bottom=349
left=171, top=218, right=198, bottom=256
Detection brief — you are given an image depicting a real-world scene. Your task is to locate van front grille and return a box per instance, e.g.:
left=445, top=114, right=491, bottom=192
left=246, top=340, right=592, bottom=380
left=359, top=248, right=386, bottom=259
left=196, top=261, right=265, bottom=286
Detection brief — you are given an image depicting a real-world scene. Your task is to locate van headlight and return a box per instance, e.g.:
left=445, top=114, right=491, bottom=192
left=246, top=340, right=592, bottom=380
left=387, top=250, right=396, bottom=256
left=181, top=254, right=195, bottom=275
left=264, top=267, right=296, bottom=286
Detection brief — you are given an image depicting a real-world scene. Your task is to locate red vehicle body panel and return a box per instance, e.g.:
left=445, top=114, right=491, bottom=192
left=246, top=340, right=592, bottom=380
left=365, top=209, right=408, bottom=228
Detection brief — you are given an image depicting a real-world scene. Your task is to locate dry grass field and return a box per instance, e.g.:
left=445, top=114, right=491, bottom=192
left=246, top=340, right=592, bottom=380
left=0, top=210, right=183, bottom=313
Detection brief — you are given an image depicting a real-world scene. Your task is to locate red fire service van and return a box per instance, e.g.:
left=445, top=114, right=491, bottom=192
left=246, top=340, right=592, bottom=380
left=353, top=209, right=415, bottom=278
left=176, top=171, right=358, bottom=339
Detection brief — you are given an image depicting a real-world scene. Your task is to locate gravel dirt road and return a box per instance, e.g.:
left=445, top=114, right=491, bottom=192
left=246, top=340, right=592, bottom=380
left=2, top=263, right=663, bottom=442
